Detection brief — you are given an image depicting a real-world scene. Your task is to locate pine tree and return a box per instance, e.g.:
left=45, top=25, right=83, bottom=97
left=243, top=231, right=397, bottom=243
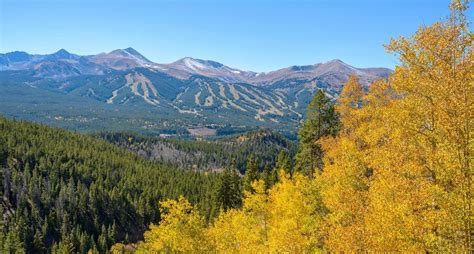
left=216, top=163, right=242, bottom=211
left=79, top=232, right=91, bottom=254
left=108, top=222, right=117, bottom=247
left=32, top=230, right=46, bottom=253
left=295, top=90, right=339, bottom=176
left=262, top=165, right=273, bottom=191
left=98, top=225, right=108, bottom=253
left=243, top=156, right=260, bottom=192
left=275, top=150, right=292, bottom=174
left=271, top=168, right=279, bottom=185
left=3, top=229, right=25, bottom=253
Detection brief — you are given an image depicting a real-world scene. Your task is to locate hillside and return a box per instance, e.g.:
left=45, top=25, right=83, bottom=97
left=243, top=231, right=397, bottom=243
left=98, top=129, right=297, bottom=173
left=0, top=49, right=390, bottom=135
left=0, top=116, right=219, bottom=252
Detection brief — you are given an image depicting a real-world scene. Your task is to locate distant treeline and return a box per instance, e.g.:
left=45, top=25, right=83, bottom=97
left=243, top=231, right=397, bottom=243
left=97, top=129, right=297, bottom=173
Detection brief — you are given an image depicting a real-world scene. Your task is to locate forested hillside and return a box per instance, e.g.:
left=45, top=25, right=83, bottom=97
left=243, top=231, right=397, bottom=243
left=0, top=47, right=389, bottom=135
left=98, top=129, right=296, bottom=173
left=0, top=117, right=220, bottom=253
left=0, top=1, right=471, bottom=253
left=129, top=2, right=473, bottom=253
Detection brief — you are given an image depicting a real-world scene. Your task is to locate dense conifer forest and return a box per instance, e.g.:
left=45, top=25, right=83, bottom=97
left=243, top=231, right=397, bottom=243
left=0, top=117, right=292, bottom=253
left=0, top=117, right=221, bottom=253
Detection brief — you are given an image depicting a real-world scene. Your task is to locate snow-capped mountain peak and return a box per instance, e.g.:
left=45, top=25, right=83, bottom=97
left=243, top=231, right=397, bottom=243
left=0, top=49, right=391, bottom=87
left=160, top=57, right=253, bottom=82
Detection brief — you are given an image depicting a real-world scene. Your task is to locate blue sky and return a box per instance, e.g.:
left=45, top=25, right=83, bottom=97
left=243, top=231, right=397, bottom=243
left=0, top=0, right=470, bottom=71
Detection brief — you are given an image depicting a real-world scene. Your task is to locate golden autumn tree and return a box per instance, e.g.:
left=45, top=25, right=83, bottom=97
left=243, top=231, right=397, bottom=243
left=267, top=171, right=324, bottom=252
left=207, top=173, right=325, bottom=253
left=317, top=0, right=472, bottom=252
left=135, top=196, right=210, bottom=253
left=318, top=138, right=370, bottom=251
left=207, top=180, right=270, bottom=253
left=336, top=75, right=365, bottom=135
left=363, top=0, right=473, bottom=251
left=317, top=75, right=371, bottom=251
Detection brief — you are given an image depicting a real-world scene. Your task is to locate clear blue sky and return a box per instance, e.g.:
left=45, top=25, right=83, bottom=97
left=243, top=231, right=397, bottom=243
left=0, top=0, right=470, bottom=72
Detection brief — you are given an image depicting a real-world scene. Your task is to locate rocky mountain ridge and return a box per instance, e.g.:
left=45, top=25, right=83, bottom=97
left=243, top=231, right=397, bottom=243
left=0, top=48, right=391, bottom=86
left=0, top=48, right=391, bottom=134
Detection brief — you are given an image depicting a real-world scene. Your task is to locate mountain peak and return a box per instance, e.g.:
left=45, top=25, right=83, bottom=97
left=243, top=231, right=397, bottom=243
left=325, top=59, right=346, bottom=65
left=4, top=51, right=32, bottom=62
left=320, top=59, right=359, bottom=70
left=45, top=49, right=76, bottom=60
left=175, top=57, right=225, bottom=69
left=87, top=48, right=153, bottom=70
left=176, top=57, right=207, bottom=71
left=176, top=56, right=195, bottom=62
left=123, top=47, right=143, bottom=57
left=113, top=47, right=152, bottom=63
left=124, top=47, right=136, bottom=52
left=108, top=49, right=127, bottom=55
left=52, top=49, right=71, bottom=56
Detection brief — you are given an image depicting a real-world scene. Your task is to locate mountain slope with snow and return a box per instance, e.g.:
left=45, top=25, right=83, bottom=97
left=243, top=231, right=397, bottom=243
left=0, top=48, right=391, bottom=134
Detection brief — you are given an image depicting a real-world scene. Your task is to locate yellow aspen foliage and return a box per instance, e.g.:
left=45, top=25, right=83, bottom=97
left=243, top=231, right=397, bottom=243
left=316, top=73, right=371, bottom=252
left=207, top=180, right=269, bottom=253
left=207, top=174, right=324, bottom=253
left=318, top=136, right=370, bottom=252
left=336, top=75, right=365, bottom=134
left=364, top=1, right=472, bottom=251
left=267, top=171, right=324, bottom=253
left=318, top=1, right=473, bottom=252
left=355, top=79, right=445, bottom=252
left=207, top=209, right=267, bottom=253
left=135, top=196, right=210, bottom=253
left=109, top=243, right=135, bottom=253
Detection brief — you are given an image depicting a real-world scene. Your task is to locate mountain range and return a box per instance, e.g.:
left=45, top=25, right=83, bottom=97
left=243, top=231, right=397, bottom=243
left=0, top=48, right=391, bottom=136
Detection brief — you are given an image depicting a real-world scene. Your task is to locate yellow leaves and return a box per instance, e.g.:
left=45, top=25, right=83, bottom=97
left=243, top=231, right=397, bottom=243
left=337, top=75, right=365, bottom=135
left=365, top=168, right=437, bottom=252
left=318, top=136, right=369, bottom=252
left=110, top=243, right=135, bottom=253
left=207, top=207, right=268, bottom=253
left=208, top=175, right=323, bottom=253
left=207, top=180, right=269, bottom=253
left=381, top=3, right=473, bottom=250
left=136, top=196, right=210, bottom=253
left=136, top=175, right=324, bottom=253
left=338, top=75, right=364, bottom=111
left=267, top=172, right=323, bottom=253
left=133, top=3, right=472, bottom=252
left=317, top=1, right=473, bottom=252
